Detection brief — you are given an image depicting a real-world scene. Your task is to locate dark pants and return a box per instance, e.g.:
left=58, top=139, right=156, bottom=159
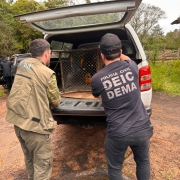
left=104, top=126, right=153, bottom=180
left=4, top=76, right=12, bottom=91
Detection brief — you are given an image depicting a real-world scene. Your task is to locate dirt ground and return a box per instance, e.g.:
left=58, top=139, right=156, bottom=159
left=0, top=90, right=180, bottom=180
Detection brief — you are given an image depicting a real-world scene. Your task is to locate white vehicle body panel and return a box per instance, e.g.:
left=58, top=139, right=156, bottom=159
left=125, top=24, right=152, bottom=108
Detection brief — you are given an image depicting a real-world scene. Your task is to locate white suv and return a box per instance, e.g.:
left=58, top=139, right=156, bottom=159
left=15, top=0, right=152, bottom=124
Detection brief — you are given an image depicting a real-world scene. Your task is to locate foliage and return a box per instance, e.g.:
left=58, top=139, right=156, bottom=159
left=144, top=36, right=166, bottom=64
left=151, top=24, right=164, bottom=37
left=130, top=3, right=166, bottom=42
left=129, top=3, right=179, bottom=63
left=150, top=60, right=180, bottom=96
left=0, top=0, right=67, bottom=56
left=43, top=0, right=67, bottom=9
left=0, top=88, right=7, bottom=97
left=0, top=0, right=19, bottom=56
left=164, top=30, right=180, bottom=49
left=0, top=20, right=19, bottom=56
left=10, top=0, right=47, bottom=53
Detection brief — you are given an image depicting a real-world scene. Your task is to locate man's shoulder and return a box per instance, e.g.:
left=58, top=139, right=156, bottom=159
left=128, top=60, right=138, bottom=69
left=127, top=59, right=136, bottom=65
left=38, top=63, right=55, bottom=75
left=122, top=59, right=137, bottom=69
left=92, top=68, right=105, bottom=80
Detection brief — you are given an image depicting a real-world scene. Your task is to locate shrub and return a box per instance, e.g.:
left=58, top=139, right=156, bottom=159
left=150, top=60, right=180, bottom=96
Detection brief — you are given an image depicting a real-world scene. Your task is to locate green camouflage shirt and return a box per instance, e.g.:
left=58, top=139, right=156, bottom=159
left=47, top=74, right=61, bottom=108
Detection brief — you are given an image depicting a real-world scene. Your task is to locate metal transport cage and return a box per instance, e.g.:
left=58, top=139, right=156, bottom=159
left=51, top=48, right=104, bottom=94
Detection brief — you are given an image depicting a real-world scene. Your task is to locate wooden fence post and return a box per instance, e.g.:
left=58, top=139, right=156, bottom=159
left=161, top=48, right=165, bottom=63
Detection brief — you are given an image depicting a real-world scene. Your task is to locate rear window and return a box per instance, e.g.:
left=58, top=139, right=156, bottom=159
left=34, top=12, right=125, bottom=31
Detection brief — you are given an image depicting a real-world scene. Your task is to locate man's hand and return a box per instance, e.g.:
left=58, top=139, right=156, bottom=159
left=93, top=95, right=101, bottom=99
left=120, top=54, right=130, bottom=61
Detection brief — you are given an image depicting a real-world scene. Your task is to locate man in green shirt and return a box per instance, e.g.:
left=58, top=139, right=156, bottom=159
left=6, top=38, right=61, bottom=180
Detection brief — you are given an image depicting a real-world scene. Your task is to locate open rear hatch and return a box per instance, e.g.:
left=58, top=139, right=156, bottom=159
left=14, top=0, right=142, bottom=35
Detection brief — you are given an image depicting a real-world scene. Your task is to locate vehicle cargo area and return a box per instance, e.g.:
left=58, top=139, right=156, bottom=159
left=50, top=40, right=141, bottom=124
left=49, top=29, right=142, bottom=94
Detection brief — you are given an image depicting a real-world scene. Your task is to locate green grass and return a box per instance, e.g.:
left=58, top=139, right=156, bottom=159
left=149, top=60, right=180, bottom=96
left=0, top=87, right=7, bottom=97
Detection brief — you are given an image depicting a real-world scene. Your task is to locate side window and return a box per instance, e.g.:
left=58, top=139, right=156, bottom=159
left=50, top=40, right=73, bottom=58
left=62, top=43, right=73, bottom=50
left=62, top=43, right=73, bottom=58
left=121, top=41, right=135, bottom=56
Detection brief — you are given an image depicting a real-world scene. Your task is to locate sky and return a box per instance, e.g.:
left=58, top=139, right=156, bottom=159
left=143, top=0, right=180, bottom=34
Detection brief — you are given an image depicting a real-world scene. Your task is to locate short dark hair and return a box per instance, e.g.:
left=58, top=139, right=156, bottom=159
left=103, top=52, right=121, bottom=61
left=30, top=39, right=50, bottom=58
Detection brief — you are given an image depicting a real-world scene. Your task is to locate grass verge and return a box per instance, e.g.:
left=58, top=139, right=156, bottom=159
left=149, top=60, right=180, bottom=96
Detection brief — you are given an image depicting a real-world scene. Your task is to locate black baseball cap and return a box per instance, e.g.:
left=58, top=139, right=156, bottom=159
left=100, top=33, right=122, bottom=55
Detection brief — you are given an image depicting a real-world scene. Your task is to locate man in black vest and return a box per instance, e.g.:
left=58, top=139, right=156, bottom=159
left=0, top=56, right=12, bottom=91
left=91, top=33, right=153, bottom=180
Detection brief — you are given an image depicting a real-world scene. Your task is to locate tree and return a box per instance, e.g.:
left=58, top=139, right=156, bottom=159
left=0, top=20, right=20, bottom=56
left=11, top=0, right=70, bottom=52
left=165, top=30, right=180, bottom=49
left=11, top=0, right=46, bottom=53
left=151, top=24, right=164, bottom=37
left=0, top=0, right=19, bottom=56
left=43, top=0, right=67, bottom=9
left=130, top=3, right=166, bottom=42
left=0, top=0, right=72, bottom=55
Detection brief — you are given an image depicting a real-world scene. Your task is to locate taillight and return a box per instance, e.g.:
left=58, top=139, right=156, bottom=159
left=139, top=65, right=152, bottom=92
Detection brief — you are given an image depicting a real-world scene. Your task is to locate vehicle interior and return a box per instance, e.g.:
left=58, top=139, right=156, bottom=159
left=48, top=28, right=141, bottom=93
left=48, top=28, right=136, bottom=57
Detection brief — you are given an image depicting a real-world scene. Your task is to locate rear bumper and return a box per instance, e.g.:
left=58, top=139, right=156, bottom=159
left=53, top=115, right=107, bottom=125
left=52, top=98, right=152, bottom=124
left=51, top=98, right=105, bottom=116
